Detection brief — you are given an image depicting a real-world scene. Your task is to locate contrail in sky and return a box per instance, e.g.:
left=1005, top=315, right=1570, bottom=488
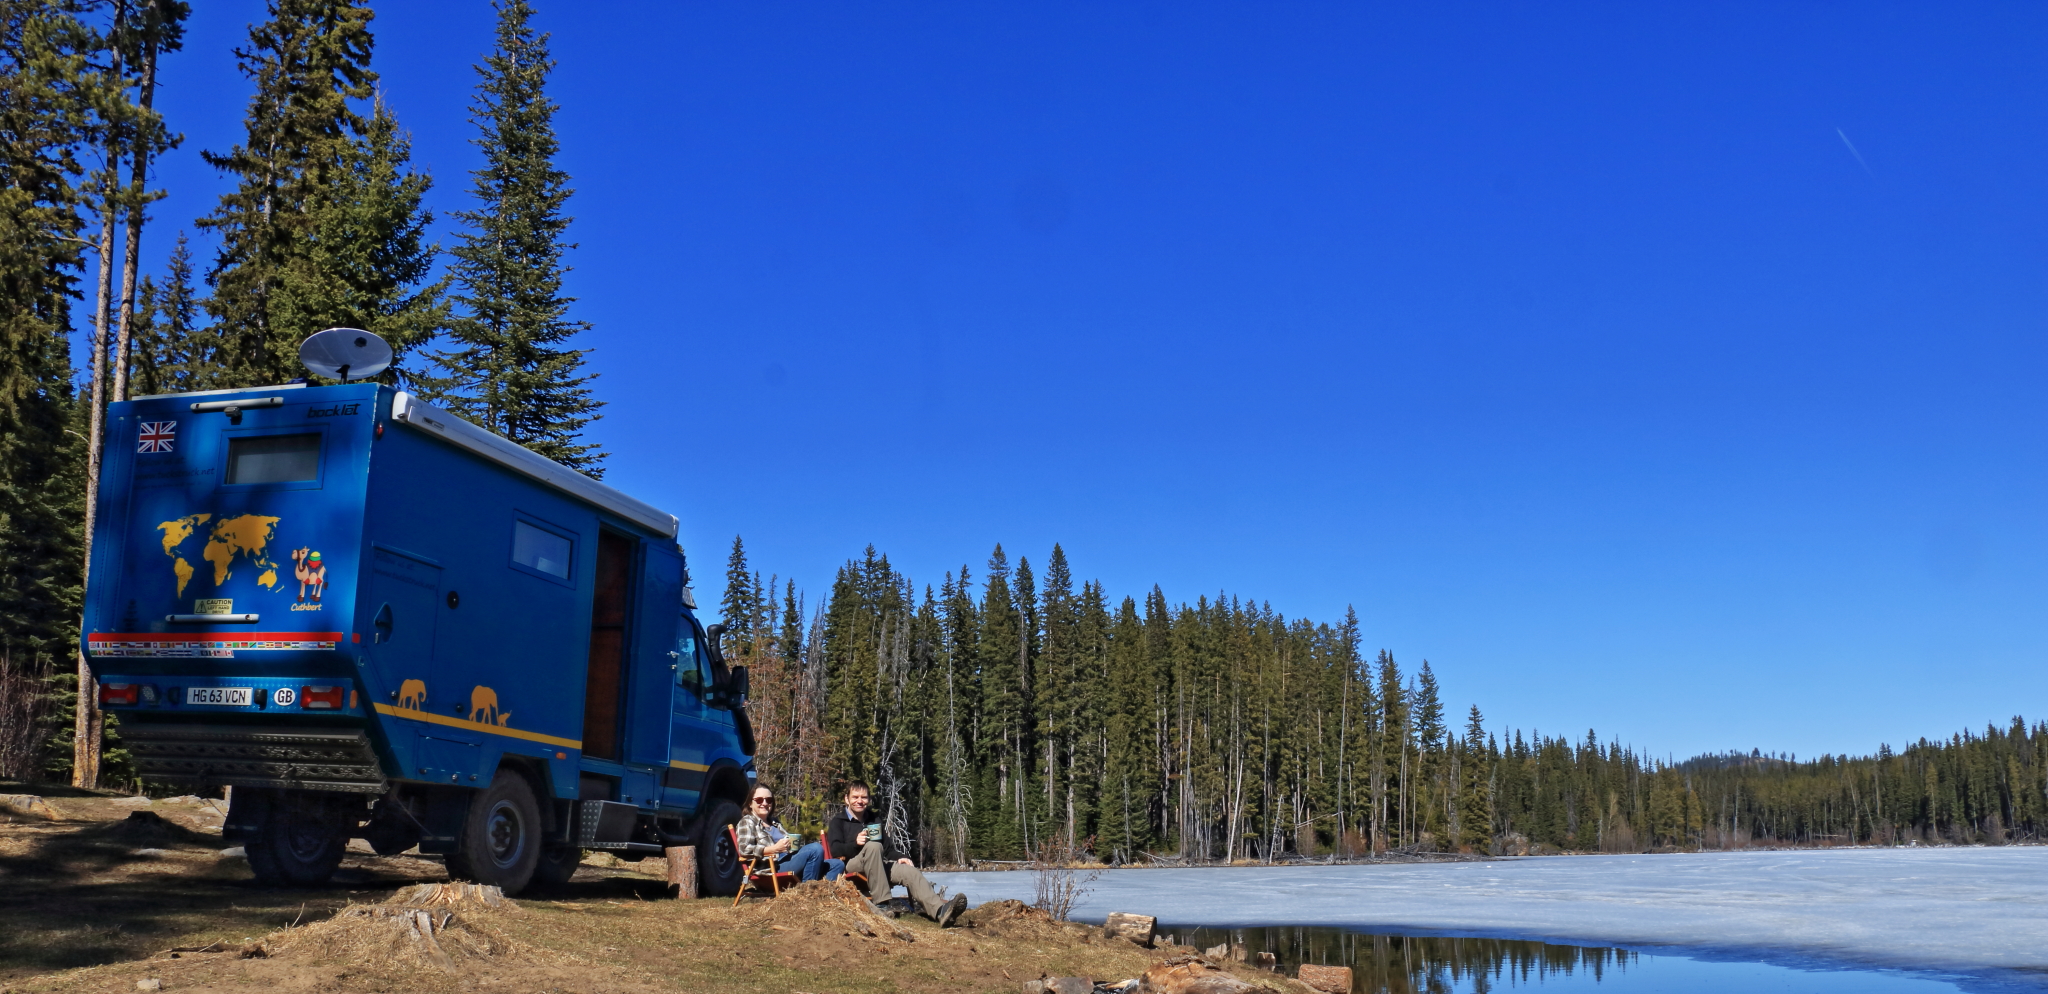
left=1836, top=128, right=1878, bottom=182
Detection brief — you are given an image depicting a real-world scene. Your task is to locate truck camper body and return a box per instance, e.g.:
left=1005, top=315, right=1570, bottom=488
left=83, top=381, right=753, bottom=894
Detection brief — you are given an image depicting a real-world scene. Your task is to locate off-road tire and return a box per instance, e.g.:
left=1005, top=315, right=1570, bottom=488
left=246, top=794, right=346, bottom=887
left=695, top=798, right=744, bottom=896
left=445, top=770, right=542, bottom=894
left=531, top=845, right=583, bottom=888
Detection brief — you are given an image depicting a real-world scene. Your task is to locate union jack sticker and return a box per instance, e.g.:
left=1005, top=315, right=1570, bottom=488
left=137, top=421, right=176, bottom=453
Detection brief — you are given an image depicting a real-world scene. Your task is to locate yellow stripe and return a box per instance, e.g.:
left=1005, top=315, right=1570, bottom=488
left=372, top=703, right=581, bottom=749
left=669, top=760, right=710, bottom=771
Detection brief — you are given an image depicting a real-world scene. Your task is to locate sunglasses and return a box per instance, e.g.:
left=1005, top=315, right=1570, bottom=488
left=751, top=798, right=774, bottom=806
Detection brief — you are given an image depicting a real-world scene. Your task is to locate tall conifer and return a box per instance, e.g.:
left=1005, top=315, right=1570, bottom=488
left=199, top=0, right=442, bottom=386
left=198, top=0, right=371, bottom=383
left=128, top=233, right=223, bottom=395
left=427, top=0, right=602, bottom=472
left=0, top=2, right=99, bottom=783
left=719, top=535, right=756, bottom=658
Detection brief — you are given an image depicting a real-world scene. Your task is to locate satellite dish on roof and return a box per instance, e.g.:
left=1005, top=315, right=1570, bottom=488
left=299, top=328, right=392, bottom=383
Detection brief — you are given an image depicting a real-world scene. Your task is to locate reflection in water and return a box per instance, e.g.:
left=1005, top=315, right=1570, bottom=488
left=1158, top=925, right=1637, bottom=993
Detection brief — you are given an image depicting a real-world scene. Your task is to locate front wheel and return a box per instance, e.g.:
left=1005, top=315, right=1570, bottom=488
left=246, top=793, right=347, bottom=887
left=445, top=771, right=542, bottom=894
left=694, top=798, right=744, bottom=897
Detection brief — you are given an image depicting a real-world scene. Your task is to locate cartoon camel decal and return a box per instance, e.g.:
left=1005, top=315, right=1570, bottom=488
left=291, top=547, right=327, bottom=602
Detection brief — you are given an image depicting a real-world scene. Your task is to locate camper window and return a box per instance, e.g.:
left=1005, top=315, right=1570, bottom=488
left=511, top=520, right=573, bottom=579
left=677, top=629, right=710, bottom=695
left=225, top=433, right=321, bottom=484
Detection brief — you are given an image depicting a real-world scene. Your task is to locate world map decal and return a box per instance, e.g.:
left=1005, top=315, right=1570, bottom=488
left=155, top=513, right=286, bottom=596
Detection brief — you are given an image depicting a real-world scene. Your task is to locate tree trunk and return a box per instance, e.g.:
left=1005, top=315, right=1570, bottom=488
left=111, top=22, right=160, bottom=405
left=73, top=173, right=118, bottom=793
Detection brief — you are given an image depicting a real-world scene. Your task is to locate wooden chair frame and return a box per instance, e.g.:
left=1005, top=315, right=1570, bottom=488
left=729, top=824, right=799, bottom=907
left=818, top=828, right=868, bottom=889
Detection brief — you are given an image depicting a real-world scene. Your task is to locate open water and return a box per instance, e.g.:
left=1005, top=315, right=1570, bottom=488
left=1156, top=926, right=1974, bottom=993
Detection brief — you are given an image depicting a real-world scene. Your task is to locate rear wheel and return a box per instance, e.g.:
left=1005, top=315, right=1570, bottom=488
left=694, top=798, right=744, bottom=896
left=246, top=792, right=347, bottom=887
left=445, top=771, right=542, bottom=894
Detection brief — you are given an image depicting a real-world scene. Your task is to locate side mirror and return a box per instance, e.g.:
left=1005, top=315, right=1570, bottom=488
left=728, top=665, right=749, bottom=702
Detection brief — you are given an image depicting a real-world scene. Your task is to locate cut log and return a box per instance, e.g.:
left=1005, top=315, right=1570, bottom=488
left=1138, top=955, right=1265, bottom=993
left=665, top=845, right=698, bottom=899
left=1296, top=964, right=1352, bottom=994
left=1104, top=911, right=1157, bottom=947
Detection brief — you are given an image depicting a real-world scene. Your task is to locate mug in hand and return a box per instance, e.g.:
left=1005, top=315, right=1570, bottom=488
left=865, top=823, right=882, bottom=844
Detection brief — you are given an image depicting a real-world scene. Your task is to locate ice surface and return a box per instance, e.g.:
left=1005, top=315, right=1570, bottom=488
left=931, top=848, right=2048, bottom=984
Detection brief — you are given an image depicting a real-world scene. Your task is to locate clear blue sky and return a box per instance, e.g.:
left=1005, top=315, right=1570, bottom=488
left=136, top=2, right=2048, bottom=761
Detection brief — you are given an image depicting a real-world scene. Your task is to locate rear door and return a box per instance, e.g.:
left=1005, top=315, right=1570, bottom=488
left=362, top=546, right=443, bottom=707
left=87, top=387, right=370, bottom=674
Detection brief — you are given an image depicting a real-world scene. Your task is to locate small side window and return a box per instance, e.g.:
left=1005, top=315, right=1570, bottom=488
left=511, top=520, right=573, bottom=579
left=677, top=629, right=710, bottom=695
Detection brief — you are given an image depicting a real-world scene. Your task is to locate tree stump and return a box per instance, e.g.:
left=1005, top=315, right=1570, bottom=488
left=1103, top=911, right=1156, bottom=947
left=665, top=845, right=697, bottom=899
left=387, top=882, right=516, bottom=910
left=1297, top=964, right=1353, bottom=994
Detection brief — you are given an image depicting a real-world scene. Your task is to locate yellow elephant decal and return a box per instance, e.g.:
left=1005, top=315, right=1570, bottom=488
left=469, top=686, right=511, bottom=727
left=398, top=679, right=428, bottom=711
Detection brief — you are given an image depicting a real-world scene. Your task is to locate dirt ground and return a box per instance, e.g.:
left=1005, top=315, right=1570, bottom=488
left=0, top=784, right=1294, bottom=994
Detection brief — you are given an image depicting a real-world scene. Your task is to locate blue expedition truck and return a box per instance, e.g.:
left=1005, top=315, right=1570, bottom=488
left=83, top=380, right=755, bottom=896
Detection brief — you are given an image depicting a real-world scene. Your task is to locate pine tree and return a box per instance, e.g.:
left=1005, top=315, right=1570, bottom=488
left=199, top=0, right=443, bottom=386
left=719, top=535, right=755, bottom=659
left=0, top=2, right=94, bottom=783
left=1413, top=661, right=1446, bottom=842
left=426, top=0, right=602, bottom=471
left=269, top=100, right=449, bottom=366
left=975, top=545, right=1023, bottom=856
left=1459, top=705, right=1493, bottom=850
left=127, top=233, right=224, bottom=396
left=777, top=579, right=803, bottom=665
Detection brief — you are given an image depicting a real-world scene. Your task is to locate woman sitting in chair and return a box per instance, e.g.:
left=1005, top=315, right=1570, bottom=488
left=735, top=787, right=837, bottom=882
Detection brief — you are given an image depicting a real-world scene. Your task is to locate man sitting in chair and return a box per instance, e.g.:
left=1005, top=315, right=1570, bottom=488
left=825, top=781, right=968, bottom=926
left=735, top=786, right=832, bottom=881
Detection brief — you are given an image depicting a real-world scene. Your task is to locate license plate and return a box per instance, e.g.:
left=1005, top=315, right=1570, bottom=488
left=187, top=687, right=253, bottom=706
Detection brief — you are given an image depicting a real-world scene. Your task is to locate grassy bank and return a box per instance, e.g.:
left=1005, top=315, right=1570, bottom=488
left=0, top=789, right=1293, bottom=994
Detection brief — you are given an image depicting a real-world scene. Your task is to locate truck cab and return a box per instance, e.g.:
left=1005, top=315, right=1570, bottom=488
left=84, top=381, right=754, bottom=895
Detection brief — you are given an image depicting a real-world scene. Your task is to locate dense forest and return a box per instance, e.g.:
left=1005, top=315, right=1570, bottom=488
left=725, top=539, right=2048, bottom=863
left=3, top=1, right=2042, bottom=863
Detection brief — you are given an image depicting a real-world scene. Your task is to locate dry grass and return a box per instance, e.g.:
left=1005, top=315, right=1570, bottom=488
left=0, top=793, right=1301, bottom=994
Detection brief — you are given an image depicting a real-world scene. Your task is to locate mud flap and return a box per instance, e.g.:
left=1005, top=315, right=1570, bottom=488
left=222, top=787, right=272, bottom=843
left=411, top=787, right=475, bottom=855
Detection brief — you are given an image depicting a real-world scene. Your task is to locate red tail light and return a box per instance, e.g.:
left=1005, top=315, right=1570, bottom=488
left=300, top=685, right=346, bottom=710
left=99, top=683, right=138, bottom=706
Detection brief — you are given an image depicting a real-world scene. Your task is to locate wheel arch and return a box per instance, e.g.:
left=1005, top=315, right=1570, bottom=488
left=704, top=760, right=750, bottom=813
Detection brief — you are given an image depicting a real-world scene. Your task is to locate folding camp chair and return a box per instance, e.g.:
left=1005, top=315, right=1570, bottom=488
left=817, top=830, right=868, bottom=889
left=729, top=824, right=799, bottom=907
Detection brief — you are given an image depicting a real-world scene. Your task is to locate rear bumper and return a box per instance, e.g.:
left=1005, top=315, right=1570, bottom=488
left=122, top=722, right=388, bottom=793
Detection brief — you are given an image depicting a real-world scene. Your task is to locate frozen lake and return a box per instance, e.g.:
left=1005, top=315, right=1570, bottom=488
left=930, top=847, right=2048, bottom=990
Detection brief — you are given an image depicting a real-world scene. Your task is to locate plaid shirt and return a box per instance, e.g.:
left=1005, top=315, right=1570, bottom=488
left=734, top=812, right=790, bottom=859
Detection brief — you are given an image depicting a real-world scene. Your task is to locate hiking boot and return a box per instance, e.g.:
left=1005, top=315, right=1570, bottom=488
left=935, top=893, right=968, bottom=927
